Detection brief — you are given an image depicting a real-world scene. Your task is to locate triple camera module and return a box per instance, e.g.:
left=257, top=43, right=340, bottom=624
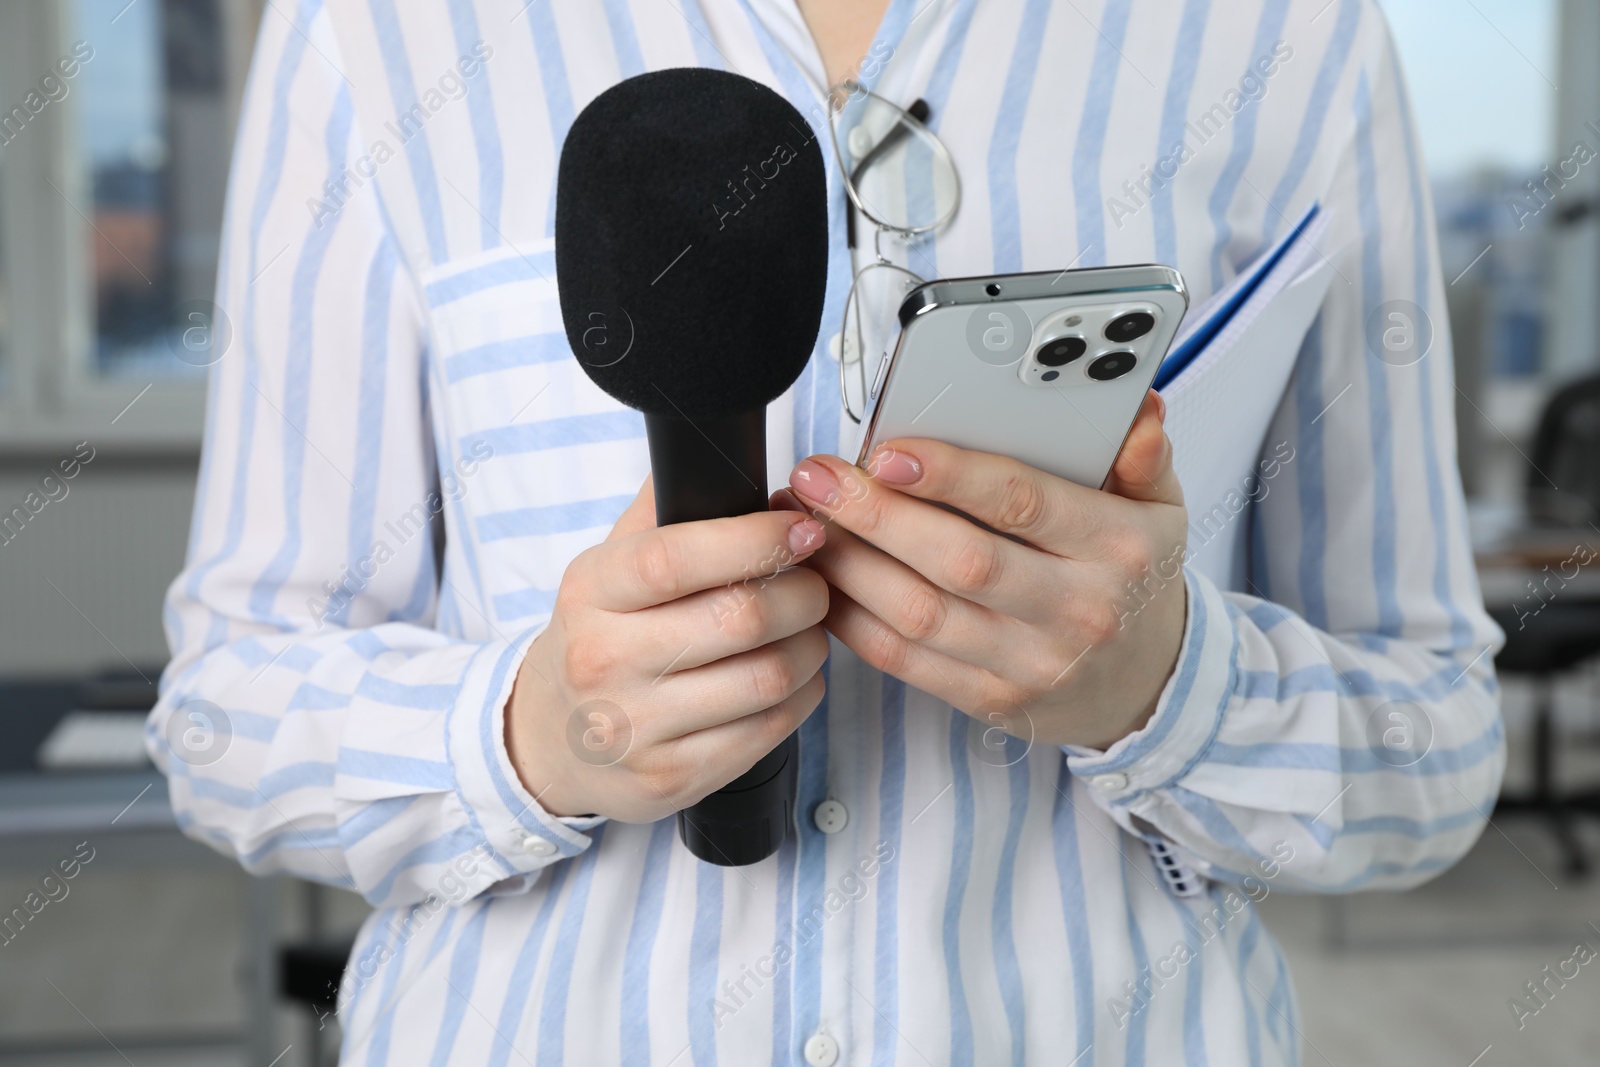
left=1024, top=310, right=1153, bottom=386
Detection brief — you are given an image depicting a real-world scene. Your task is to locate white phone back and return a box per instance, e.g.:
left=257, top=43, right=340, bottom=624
left=854, top=265, right=1188, bottom=490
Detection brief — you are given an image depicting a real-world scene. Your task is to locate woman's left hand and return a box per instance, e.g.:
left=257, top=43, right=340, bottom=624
left=778, top=390, right=1189, bottom=750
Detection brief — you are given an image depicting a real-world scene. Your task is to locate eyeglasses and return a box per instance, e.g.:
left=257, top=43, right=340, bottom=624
left=827, top=81, right=960, bottom=423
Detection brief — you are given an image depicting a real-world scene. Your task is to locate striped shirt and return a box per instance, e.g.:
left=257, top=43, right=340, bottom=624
left=148, top=1, right=1506, bottom=1064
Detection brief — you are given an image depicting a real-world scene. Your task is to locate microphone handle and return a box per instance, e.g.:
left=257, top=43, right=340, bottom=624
left=644, top=411, right=800, bottom=866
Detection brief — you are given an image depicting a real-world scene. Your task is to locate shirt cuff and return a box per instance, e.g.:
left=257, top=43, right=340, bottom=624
left=1065, top=567, right=1238, bottom=807
left=447, top=628, right=601, bottom=890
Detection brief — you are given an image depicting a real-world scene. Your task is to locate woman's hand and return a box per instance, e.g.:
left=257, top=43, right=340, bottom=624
left=505, top=479, right=831, bottom=821
left=780, top=390, right=1187, bottom=750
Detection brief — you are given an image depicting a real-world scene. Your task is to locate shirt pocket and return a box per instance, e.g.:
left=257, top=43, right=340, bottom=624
left=417, top=240, right=649, bottom=627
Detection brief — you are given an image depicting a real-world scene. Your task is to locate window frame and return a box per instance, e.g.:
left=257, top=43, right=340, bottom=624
left=0, top=0, right=258, bottom=453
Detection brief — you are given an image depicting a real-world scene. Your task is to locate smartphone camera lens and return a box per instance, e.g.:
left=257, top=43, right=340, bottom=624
left=985, top=283, right=1002, bottom=297
left=1035, top=336, right=1086, bottom=368
left=1087, top=351, right=1137, bottom=381
left=1104, top=311, right=1154, bottom=343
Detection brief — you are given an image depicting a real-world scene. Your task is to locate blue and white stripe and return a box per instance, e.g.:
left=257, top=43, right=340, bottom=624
left=149, top=2, right=1505, bottom=1064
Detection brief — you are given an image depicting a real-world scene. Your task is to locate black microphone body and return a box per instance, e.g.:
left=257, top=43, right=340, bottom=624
left=645, top=412, right=767, bottom=525
left=555, top=68, right=830, bottom=866
left=644, top=412, right=799, bottom=865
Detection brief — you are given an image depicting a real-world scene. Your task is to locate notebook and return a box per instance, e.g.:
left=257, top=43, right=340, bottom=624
left=1157, top=204, right=1341, bottom=592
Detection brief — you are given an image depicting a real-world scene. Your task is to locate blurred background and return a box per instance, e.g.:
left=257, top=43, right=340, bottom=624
left=1, top=0, right=1598, bottom=1063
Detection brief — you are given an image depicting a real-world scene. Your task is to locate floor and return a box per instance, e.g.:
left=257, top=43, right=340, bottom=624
left=3, top=732, right=1598, bottom=1066
left=1258, top=819, right=1600, bottom=1066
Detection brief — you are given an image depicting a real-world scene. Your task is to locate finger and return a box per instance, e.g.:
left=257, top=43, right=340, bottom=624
left=647, top=626, right=830, bottom=739
left=770, top=487, right=806, bottom=514
left=788, top=453, right=1061, bottom=615
left=605, top=475, right=657, bottom=542
left=1103, top=390, right=1183, bottom=506
left=590, top=509, right=826, bottom=612
left=662, top=670, right=826, bottom=805
left=638, top=566, right=829, bottom=672
left=838, top=438, right=1145, bottom=559
left=822, top=591, right=1001, bottom=713
left=800, top=521, right=1028, bottom=671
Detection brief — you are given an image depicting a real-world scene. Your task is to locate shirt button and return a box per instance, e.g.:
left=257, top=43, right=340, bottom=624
left=520, top=835, right=557, bottom=858
left=803, top=1032, right=839, bottom=1067
left=812, top=800, right=848, bottom=835
left=1092, top=772, right=1129, bottom=792
left=830, top=331, right=861, bottom=365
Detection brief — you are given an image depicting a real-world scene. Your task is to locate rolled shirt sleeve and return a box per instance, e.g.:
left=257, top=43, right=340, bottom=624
left=146, top=8, right=594, bottom=909
left=1068, top=16, right=1505, bottom=893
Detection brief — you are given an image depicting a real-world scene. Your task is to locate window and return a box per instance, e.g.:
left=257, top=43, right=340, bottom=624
left=0, top=0, right=260, bottom=447
left=1383, top=0, right=1560, bottom=503
left=1385, top=0, right=1558, bottom=379
left=77, top=0, right=229, bottom=382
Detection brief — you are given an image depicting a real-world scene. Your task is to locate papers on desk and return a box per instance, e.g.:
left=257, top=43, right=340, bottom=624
left=1156, top=203, right=1341, bottom=591
left=37, top=711, right=152, bottom=771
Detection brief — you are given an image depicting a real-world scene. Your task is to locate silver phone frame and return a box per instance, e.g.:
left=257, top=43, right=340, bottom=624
left=856, top=264, right=1189, bottom=473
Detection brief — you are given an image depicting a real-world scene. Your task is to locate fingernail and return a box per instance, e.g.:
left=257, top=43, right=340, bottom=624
left=1153, top=390, right=1167, bottom=424
left=790, top=459, right=841, bottom=508
left=771, top=488, right=806, bottom=513
left=867, top=446, right=922, bottom=485
left=787, top=517, right=826, bottom=555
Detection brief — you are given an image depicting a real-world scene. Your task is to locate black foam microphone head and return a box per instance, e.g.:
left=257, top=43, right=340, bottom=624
left=555, top=69, right=829, bottom=420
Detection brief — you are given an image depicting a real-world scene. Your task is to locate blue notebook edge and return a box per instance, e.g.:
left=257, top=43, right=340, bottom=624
left=1153, top=202, right=1322, bottom=392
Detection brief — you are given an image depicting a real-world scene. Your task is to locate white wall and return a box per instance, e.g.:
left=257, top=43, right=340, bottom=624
left=0, top=456, right=195, bottom=676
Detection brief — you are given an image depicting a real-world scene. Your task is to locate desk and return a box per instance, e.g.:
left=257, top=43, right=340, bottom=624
left=1475, top=528, right=1600, bottom=608
left=1474, top=528, right=1600, bottom=879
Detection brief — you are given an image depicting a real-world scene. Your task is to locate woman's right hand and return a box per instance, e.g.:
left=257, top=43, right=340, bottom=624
left=504, top=477, right=831, bottom=822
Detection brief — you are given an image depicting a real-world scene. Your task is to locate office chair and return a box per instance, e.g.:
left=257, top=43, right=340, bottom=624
left=1489, top=371, right=1600, bottom=878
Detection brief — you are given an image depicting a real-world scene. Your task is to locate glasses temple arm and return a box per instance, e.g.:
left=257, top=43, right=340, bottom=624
left=843, top=98, right=933, bottom=247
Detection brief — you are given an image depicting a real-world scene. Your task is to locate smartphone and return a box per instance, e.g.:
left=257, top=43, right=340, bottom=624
left=853, top=264, right=1188, bottom=490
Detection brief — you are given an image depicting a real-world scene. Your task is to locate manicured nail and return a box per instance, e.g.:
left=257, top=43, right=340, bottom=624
left=787, top=517, right=826, bottom=555
left=867, top=446, right=922, bottom=485
left=770, top=488, right=806, bottom=513
left=790, top=459, right=841, bottom=508
left=1153, top=390, right=1167, bottom=424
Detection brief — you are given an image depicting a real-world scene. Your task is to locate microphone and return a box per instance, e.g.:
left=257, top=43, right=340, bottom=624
left=554, top=68, right=830, bottom=866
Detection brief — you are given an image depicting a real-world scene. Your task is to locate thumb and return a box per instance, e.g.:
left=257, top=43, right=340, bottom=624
left=604, top=475, right=657, bottom=541
left=1103, top=390, right=1184, bottom=506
